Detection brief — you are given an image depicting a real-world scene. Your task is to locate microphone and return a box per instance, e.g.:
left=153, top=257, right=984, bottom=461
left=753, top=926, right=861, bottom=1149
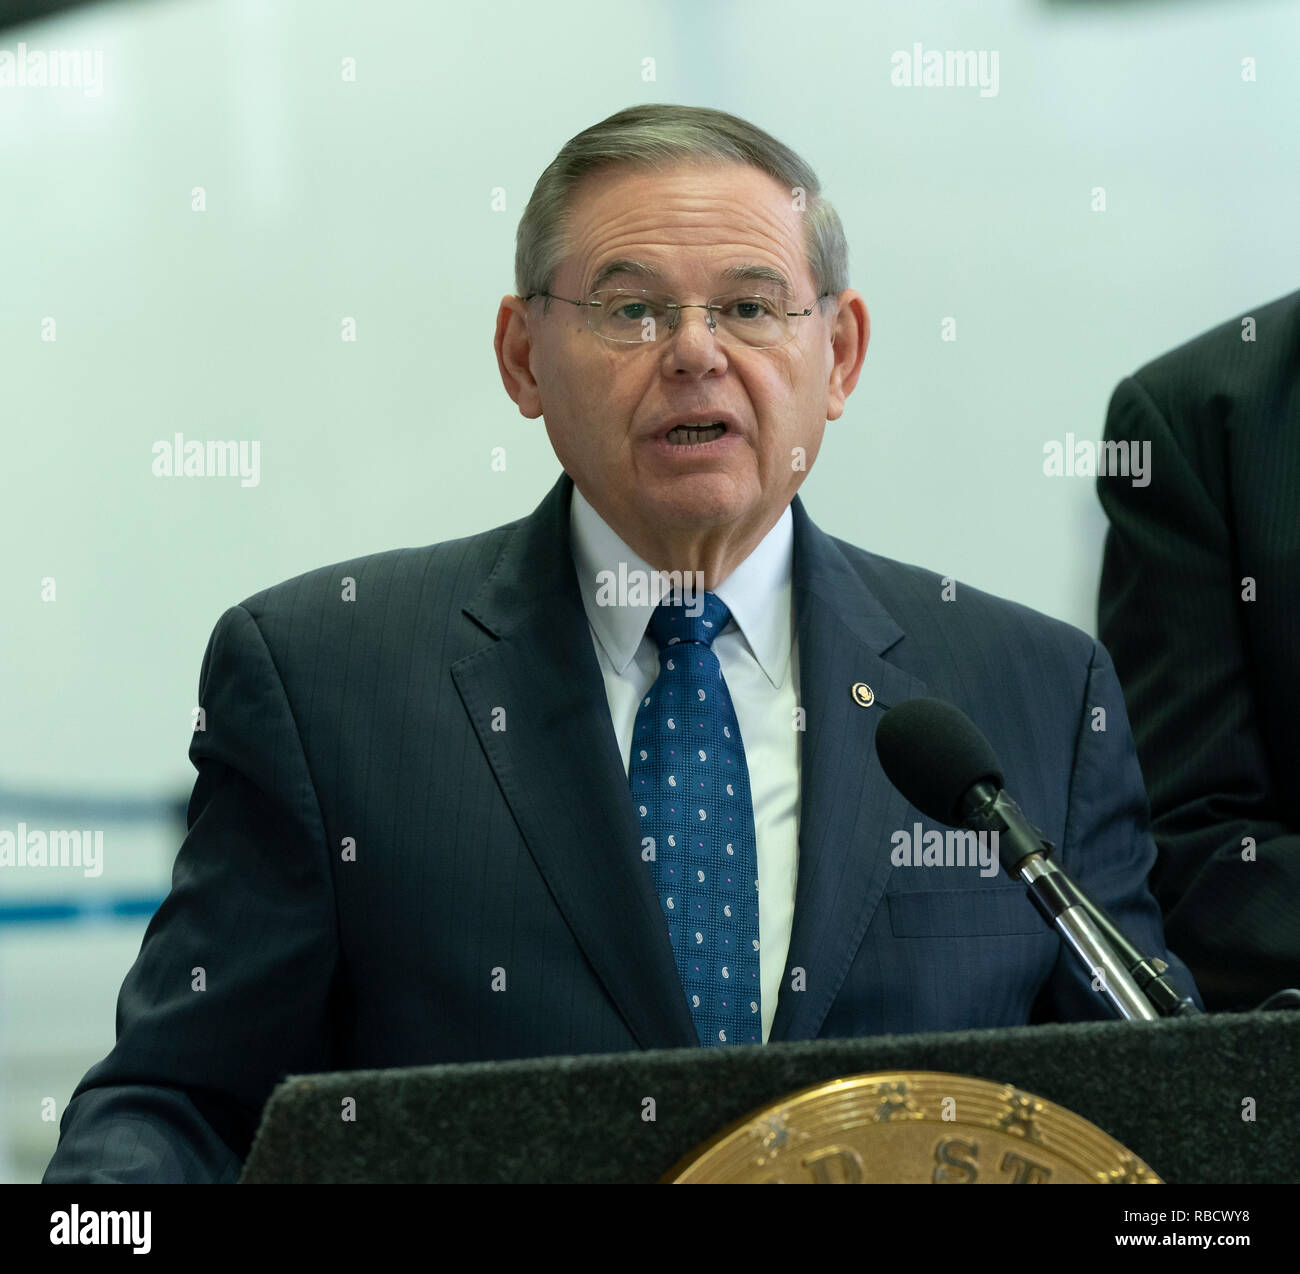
left=875, top=697, right=1200, bottom=1020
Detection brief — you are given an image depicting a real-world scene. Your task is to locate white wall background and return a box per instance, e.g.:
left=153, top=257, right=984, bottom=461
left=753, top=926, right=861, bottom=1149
left=2, top=0, right=1297, bottom=1181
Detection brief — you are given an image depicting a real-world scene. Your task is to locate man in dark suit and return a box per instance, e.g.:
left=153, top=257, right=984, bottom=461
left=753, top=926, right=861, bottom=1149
left=45, top=104, right=1198, bottom=1184
left=1097, top=289, right=1300, bottom=1011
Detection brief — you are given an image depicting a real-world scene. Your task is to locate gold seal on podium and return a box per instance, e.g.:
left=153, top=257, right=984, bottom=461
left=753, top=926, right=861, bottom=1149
left=664, top=1071, right=1161, bottom=1183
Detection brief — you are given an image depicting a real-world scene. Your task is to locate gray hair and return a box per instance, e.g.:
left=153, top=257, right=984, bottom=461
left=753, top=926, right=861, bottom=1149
left=514, top=104, right=848, bottom=314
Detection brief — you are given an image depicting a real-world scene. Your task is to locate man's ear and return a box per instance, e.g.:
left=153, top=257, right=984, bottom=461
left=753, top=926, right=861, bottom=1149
left=825, top=291, right=869, bottom=422
left=495, top=295, right=544, bottom=419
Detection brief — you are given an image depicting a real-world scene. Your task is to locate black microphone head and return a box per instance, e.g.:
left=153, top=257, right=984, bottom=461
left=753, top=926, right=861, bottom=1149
left=875, top=697, right=1004, bottom=826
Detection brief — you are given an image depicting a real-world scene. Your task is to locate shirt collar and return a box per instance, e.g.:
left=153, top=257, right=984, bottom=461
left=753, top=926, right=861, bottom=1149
left=569, top=482, right=794, bottom=688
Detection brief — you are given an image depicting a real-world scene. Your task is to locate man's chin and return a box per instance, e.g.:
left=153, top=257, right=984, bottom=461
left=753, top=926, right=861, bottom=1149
left=641, top=474, right=759, bottom=528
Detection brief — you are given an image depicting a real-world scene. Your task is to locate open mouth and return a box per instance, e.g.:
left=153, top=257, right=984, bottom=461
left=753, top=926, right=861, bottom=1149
left=666, top=422, right=728, bottom=445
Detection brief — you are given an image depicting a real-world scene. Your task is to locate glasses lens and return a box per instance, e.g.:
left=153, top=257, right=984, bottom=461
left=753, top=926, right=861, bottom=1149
left=593, top=291, right=673, bottom=342
left=712, top=292, right=794, bottom=347
left=590, top=290, right=794, bottom=348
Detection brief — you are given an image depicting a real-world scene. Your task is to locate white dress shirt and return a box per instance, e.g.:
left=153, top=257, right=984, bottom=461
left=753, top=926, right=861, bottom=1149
left=569, top=484, right=801, bottom=1044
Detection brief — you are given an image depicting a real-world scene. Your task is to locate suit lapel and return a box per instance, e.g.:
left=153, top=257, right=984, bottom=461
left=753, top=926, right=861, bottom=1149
left=452, top=474, right=698, bottom=1049
left=768, top=498, right=928, bottom=1042
left=452, top=473, right=926, bottom=1051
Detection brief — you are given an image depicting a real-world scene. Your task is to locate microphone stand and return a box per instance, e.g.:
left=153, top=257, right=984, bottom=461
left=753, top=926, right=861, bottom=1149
left=959, top=782, right=1200, bottom=1020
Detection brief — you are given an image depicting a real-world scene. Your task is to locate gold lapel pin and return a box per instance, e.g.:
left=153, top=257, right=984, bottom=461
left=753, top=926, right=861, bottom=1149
left=851, top=682, right=875, bottom=708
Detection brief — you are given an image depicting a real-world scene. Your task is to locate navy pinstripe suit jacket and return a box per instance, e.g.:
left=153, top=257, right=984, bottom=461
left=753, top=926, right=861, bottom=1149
left=44, top=471, right=1200, bottom=1182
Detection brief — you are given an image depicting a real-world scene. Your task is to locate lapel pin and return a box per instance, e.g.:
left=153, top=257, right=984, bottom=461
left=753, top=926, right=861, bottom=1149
left=851, top=682, right=875, bottom=708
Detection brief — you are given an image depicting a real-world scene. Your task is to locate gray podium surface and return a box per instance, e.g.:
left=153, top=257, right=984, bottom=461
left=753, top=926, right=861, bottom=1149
left=240, top=1011, right=1300, bottom=1183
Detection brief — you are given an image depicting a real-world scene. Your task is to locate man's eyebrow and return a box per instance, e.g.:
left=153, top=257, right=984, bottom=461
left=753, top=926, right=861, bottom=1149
left=587, top=259, right=794, bottom=294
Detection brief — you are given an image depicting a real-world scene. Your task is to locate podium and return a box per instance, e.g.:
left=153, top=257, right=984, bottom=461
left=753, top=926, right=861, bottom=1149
left=239, top=1010, right=1300, bottom=1183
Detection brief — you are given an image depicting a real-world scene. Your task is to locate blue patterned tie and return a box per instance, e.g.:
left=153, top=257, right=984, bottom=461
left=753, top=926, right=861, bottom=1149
left=628, top=592, right=761, bottom=1046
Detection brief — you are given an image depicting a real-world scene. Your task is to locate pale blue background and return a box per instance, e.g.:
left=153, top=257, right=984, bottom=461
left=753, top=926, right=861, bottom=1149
left=1, top=0, right=1297, bottom=1181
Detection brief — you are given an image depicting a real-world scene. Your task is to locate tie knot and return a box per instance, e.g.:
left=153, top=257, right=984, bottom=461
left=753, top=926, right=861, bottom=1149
left=646, top=591, right=731, bottom=651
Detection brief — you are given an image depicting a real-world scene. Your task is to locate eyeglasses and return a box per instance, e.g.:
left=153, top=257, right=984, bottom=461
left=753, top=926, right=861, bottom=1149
left=523, top=288, right=833, bottom=350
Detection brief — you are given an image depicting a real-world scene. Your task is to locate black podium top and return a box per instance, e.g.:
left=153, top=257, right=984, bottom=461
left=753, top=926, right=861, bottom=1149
left=241, top=1010, right=1300, bottom=1184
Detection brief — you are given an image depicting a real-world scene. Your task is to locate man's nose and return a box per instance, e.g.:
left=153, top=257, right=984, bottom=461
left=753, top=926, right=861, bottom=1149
left=670, top=303, right=717, bottom=334
left=663, top=305, right=727, bottom=370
